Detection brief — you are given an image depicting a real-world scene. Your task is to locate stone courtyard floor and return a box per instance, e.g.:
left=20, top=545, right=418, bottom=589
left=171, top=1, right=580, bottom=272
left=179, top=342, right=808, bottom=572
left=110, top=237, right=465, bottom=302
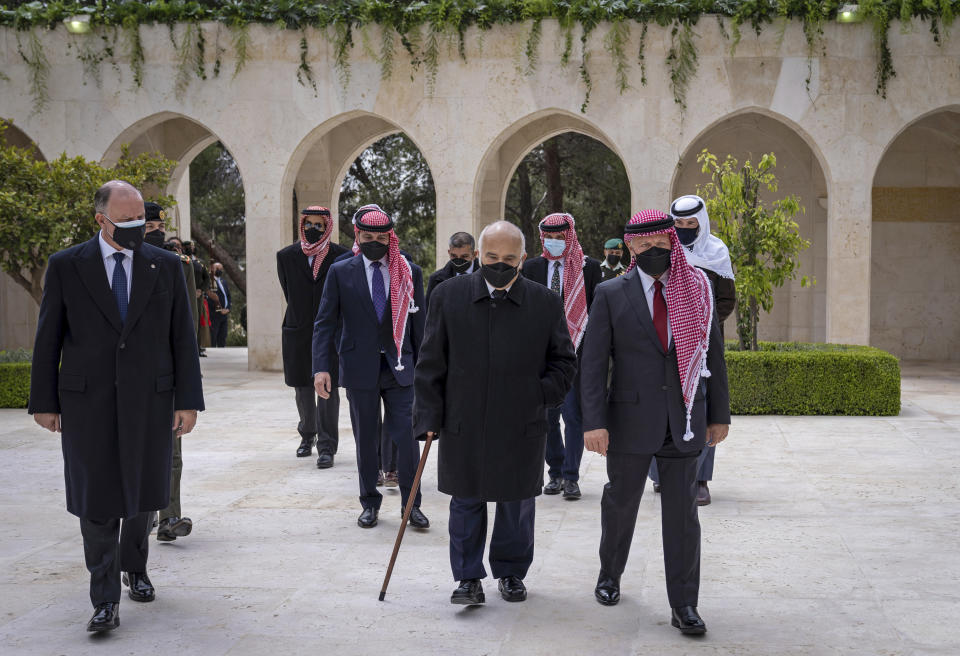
left=0, top=348, right=957, bottom=655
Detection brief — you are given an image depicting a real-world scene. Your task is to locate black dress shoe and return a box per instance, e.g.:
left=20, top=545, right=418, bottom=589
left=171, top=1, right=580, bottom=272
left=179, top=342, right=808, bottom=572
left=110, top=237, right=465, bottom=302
left=451, top=579, right=484, bottom=605
left=407, top=507, right=430, bottom=529
left=594, top=572, right=620, bottom=606
left=498, top=575, right=527, bottom=602
left=122, top=572, right=155, bottom=602
left=562, top=479, right=582, bottom=499
left=316, top=452, right=334, bottom=469
left=671, top=606, right=707, bottom=635
left=86, top=602, right=119, bottom=632
left=543, top=477, right=562, bottom=495
left=696, top=481, right=711, bottom=506
left=157, top=516, right=193, bottom=542
left=358, top=507, right=378, bottom=528
left=296, top=436, right=316, bottom=457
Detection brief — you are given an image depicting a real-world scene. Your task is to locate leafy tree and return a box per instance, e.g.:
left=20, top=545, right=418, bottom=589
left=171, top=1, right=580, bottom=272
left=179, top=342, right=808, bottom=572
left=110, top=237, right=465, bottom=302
left=697, top=149, right=812, bottom=351
left=338, top=133, right=436, bottom=272
left=505, top=132, right=631, bottom=260
left=0, top=121, right=175, bottom=305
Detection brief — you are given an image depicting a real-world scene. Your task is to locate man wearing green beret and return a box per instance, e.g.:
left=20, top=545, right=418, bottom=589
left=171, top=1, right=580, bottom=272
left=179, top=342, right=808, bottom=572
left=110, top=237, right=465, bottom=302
left=600, top=238, right=627, bottom=282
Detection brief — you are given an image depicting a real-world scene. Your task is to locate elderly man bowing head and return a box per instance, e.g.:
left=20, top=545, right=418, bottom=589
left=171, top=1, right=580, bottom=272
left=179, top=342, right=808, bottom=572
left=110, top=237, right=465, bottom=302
left=580, top=209, right=730, bottom=636
left=414, top=220, right=577, bottom=607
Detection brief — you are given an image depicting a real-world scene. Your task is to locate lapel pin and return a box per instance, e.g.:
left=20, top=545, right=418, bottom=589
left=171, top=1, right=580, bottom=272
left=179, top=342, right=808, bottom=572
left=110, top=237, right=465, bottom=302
left=150, top=263, right=156, bottom=269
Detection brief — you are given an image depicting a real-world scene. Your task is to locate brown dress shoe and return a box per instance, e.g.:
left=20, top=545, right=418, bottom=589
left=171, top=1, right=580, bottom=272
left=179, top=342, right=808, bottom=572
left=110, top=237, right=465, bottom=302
left=696, top=481, right=711, bottom=506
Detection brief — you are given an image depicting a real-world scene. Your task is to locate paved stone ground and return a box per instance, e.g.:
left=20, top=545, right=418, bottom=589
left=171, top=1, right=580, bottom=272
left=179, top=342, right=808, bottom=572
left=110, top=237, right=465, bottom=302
left=0, top=348, right=957, bottom=655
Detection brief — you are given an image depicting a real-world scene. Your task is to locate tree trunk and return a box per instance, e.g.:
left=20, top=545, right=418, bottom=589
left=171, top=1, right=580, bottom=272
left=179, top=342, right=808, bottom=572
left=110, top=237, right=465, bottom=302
left=191, top=223, right=246, bottom=296
left=543, top=138, right=564, bottom=214
left=7, top=266, right=44, bottom=306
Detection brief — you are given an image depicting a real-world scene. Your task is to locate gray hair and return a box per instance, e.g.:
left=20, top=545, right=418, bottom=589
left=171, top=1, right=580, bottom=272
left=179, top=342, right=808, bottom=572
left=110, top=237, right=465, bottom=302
left=478, top=221, right=525, bottom=255
left=94, top=180, right=141, bottom=216
left=448, top=231, right=475, bottom=249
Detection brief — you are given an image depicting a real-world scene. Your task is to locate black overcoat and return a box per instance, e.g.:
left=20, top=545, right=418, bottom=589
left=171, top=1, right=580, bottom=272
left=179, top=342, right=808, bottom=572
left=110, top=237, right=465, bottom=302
left=28, top=236, right=204, bottom=520
left=425, top=258, right=480, bottom=309
left=413, top=272, right=577, bottom=502
left=277, top=241, right=349, bottom=387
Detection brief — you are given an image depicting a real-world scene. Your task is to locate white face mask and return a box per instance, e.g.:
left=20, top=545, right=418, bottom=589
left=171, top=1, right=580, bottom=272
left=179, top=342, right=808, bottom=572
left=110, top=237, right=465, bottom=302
left=544, top=238, right=566, bottom=257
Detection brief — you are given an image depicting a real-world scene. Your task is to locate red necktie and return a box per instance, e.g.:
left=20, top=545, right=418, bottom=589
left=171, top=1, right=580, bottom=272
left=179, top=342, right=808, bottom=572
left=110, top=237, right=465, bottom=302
left=653, top=280, right=668, bottom=351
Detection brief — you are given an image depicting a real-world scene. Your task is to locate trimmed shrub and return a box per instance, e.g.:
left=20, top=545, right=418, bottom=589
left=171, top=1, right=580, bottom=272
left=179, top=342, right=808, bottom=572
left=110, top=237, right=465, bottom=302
left=725, top=342, right=900, bottom=416
left=0, top=362, right=30, bottom=408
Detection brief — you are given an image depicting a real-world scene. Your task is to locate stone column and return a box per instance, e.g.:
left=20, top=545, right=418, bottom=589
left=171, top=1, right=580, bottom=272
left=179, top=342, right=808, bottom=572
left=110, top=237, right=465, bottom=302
left=825, top=180, right=872, bottom=345
left=174, top=173, right=192, bottom=241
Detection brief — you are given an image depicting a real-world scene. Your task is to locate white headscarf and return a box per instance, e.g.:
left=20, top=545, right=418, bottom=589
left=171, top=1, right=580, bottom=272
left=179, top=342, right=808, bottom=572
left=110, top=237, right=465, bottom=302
left=670, top=195, right=735, bottom=280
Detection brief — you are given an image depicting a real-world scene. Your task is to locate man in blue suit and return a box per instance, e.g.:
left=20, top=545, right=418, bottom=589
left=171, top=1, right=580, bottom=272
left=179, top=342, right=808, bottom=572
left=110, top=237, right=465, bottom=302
left=312, top=206, right=430, bottom=530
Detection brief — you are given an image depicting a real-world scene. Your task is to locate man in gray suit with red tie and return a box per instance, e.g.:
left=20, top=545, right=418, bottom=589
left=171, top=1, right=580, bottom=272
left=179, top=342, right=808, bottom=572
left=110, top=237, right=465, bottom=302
left=580, top=209, right=730, bottom=636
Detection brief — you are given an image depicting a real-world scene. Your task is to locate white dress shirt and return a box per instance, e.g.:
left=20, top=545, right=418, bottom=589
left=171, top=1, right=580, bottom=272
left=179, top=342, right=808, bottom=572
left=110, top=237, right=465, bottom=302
left=98, top=230, right=133, bottom=303
left=549, top=260, right=564, bottom=293
left=485, top=277, right=517, bottom=297
left=635, top=267, right=672, bottom=346
left=362, top=254, right=391, bottom=299
left=216, top=276, right=229, bottom=309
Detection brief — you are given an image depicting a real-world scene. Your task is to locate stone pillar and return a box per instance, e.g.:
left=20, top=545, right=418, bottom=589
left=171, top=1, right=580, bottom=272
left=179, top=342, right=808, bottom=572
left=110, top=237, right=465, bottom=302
left=825, top=180, right=872, bottom=345
left=175, top=173, right=191, bottom=241
left=245, top=174, right=288, bottom=371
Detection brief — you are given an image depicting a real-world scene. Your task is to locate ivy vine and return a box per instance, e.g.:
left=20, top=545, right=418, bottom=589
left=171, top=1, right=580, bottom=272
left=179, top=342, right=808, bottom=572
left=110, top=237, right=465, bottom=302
left=0, top=1, right=956, bottom=115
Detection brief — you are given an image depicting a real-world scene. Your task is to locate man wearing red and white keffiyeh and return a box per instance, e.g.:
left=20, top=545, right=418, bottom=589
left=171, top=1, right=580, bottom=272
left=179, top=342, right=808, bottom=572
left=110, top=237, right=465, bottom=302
left=579, top=209, right=730, bottom=636
left=521, top=212, right=603, bottom=500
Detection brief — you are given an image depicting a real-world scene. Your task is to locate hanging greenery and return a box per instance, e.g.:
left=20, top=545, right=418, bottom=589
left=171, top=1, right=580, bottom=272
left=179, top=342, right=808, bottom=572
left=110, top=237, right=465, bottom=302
left=0, top=1, right=956, bottom=115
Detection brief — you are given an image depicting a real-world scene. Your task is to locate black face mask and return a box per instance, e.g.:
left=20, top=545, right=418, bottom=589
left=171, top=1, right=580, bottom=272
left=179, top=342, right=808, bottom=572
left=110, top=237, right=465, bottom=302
left=480, top=261, right=518, bottom=289
left=214, top=270, right=222, bottom=278
left=105, top=217, right=146, bottom=251
left=304, top=226, right=324, bottom=244
left=359, top=240, right=389, bottom=261
left=634, top=246, right=671, bottom=277
left=143, top=229, right=165, bottom=247
left=675, top=226, right=699, bottom=246
left=450, top=257, right=472, bottom=274
left=605, top=253, right=620, bottom=267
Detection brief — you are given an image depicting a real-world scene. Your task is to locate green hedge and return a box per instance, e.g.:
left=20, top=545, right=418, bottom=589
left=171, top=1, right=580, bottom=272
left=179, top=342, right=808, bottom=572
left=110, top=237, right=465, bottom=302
left=725, top=342, right=900, bottom=416
left=0, top=362, right=31, bottom=409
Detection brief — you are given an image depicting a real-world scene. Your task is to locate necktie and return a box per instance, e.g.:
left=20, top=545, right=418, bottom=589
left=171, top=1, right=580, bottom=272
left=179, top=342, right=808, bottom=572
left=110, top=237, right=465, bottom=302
left=371, top=261, right=386, bottom=322
left=492, top=289, right=507, bottom=300
left=550, top=262, right=561, bottom=294
left=653, top=279, right=668, bottom=351
left=111, top=252, right=128, bottom=322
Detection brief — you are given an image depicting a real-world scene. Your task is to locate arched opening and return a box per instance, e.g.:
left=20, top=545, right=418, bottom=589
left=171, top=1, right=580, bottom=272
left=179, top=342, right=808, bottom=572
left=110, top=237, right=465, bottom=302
left=337, top=133, right=436, bottom=271
left=504, top=132, right=631, bottom=259
left=473, top=110, right=633, bottom=244
left=673, top=111, right=829, bottom=342
left=871, top=108, right=960, bottom=360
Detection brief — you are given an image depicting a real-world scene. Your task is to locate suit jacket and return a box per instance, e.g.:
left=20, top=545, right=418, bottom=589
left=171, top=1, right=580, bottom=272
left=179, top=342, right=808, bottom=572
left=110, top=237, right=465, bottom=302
left=425, top=258, right=480, bottom=308
left=277, top=242, right=350, bottom=387
left=521, top=255, right=603, bottom=311
left=213, top=274, right=231, bottom=311
left=413, top=273, right=577, bottom=502
left=312, top=253, right=425, bottom=390
left=580, top=268, right=730, bottom=455
left=28, top=236, right=204, bottom=519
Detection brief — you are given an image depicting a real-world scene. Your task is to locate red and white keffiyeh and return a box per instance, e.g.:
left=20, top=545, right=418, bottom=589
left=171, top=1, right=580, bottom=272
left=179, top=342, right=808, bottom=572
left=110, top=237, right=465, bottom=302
left=625, top=209, right=714, bottom=441
left=299, top=206, right=332, bottom=280
left=352, top=205, right=418, bottom=371
left=539, top=212, right=589, bottom=350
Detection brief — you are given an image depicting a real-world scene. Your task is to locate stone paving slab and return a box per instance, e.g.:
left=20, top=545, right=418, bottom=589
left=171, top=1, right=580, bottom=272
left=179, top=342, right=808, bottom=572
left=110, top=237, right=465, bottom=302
left=0, top=348, right=957, bottom=655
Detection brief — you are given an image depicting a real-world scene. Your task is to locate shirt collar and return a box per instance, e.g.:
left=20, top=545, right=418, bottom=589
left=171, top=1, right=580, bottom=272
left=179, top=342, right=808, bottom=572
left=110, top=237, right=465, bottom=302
left=98, top=230, right=133, bottom=260
left=636, top=266, right=670, bottom=292
left=362, top=253, right=389, bottom=268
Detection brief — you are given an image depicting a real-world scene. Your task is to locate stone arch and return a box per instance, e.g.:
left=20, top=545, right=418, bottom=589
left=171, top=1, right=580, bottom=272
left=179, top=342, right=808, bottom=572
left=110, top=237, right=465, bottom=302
left=870, top=107, right=960, bottom=360
left=672, top=109, right=830, bottom=342
left=472, top=109, right=633, bottom=235
left=281, top=111, right=434, bottom=244
left=0, top=120, right=46, bottom=161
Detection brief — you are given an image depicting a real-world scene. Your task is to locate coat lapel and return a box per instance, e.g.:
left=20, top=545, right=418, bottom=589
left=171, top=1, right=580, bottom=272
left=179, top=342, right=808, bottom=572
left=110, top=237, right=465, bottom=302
left=296, top=249, right=316, bottom=284
left=622, top=270, right=666, bottom=355
left=74, top=237, right=123, bottom=334
left=120, top=247, right=161, bottom=340
left=350, top=255, right=379, bottom=322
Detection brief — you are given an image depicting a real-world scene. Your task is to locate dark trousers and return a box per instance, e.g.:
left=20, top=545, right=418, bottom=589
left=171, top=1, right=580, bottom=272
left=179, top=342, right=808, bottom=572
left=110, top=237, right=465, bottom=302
left=159, top=431, right=182, bottom=521
left=210, top=312, right=228, bottom=347
left=448, top=496, right=536, bottom=581
left=600, top=435, right=701, bottom=608
left=648, top=445, right=716, bottom=484
left=295, top=386, right=340, bottom=455
left=545, top=382, right=585, bottom=482
left=79, top=512, right=152, bottom=607
left=345, top=356, right=422, bottom=510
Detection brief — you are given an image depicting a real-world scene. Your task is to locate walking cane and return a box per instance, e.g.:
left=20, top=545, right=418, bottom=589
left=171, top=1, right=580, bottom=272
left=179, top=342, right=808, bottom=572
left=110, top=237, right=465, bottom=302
left=379, top=432, right=434, bottom=601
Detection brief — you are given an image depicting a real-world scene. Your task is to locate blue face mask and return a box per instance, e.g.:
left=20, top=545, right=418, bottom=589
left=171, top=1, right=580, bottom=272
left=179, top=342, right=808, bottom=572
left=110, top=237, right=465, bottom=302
left=543, top=238, right=566, bottom=257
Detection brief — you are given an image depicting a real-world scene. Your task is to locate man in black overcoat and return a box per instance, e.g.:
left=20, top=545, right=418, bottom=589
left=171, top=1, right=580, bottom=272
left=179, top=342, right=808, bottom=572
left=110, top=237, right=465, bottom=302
left=425, top=230, right=479, bottom=308
left=581, top=210, right=729, bottom=635
left=521, top=213, right=602, bottom=500
left=277, top=206, right=349, bottom=466
left=414, top=220, right=577, bottom=606
left=28, top=181, right=204, bottom=633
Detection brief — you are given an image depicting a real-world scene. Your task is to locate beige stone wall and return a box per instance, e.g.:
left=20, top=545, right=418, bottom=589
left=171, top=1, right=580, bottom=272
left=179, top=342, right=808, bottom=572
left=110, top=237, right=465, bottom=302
left=1, top=20, right=958, bottom=367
